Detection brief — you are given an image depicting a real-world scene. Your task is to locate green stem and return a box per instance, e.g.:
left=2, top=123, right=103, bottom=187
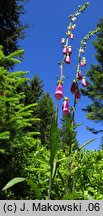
left=76, top=45, right=82, bottom=75
left=55, top=100, right=59, bottom=126
left=60, top=56, right=65, bottom=81
left=48, top=166, right=52, bottom=199
left=73, top=45, right=82, bottom=121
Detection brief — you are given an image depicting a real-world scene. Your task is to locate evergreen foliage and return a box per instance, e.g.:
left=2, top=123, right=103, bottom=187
left=0, top=0, right=27, bottom=55
left=37, top=93, right=55, bottom=145
left=17, top=78, right=55, bottom=145
left=17, top=75, right=44, bottom=105
left=0, top=46, right=41, bottom=199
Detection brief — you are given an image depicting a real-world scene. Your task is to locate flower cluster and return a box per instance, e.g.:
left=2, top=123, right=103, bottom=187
left=70, top=45, right=87, bottom=100
left=54, top=2, right=97, bottom=117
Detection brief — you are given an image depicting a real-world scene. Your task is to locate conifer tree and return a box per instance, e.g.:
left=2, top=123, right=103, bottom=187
left=99, top=136, right=103, bottom=150
left=0, top=46, right=40, bottom=199
left=0, top=0, right=27, bottom=55
left=81, top=18, right=103, bottom=133
left=17, top=75, right=44, bottom=105
left=17, top=77, right=55, bottom=145
left=37, top=93, right=55, bottom=145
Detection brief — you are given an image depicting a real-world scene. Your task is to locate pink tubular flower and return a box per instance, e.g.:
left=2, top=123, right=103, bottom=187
left=65, top=54, right=71, bottom=64
left=80, top=61, right=86, bottom=67
left=62, top=98, right=70, bottom=115
left=67, top=46, right=72, bottom=55
left=82, top=77, right=87, bottom=87
left=63, top=46, right=68, bottom=55
left=71, top=80, right=77, bottom=93
left=54, top=82, right=64, bottom=100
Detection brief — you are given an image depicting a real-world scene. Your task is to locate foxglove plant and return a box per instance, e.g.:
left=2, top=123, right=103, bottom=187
left=52, top=1, right=99, bottom=199
left=54, top=2, right=94, bottom=120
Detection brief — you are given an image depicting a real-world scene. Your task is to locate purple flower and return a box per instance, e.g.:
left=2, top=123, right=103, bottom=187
left=82, top=77, right=87, bottom=87
left=54, top=82, right=64, bottom=100
left=77, top=71, right=83, bottom=80
left=62, top=98, right=70, bottom=115
left=65, top=54, right=71, bottom=64
left=63, top=46, right=69, bottom=55
left=71, top=80, right=77, bottom=93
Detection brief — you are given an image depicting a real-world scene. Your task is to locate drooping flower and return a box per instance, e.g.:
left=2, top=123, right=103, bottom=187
left=77, top=71, right=83, bottom=80
left=54, top=82, right=64, bottom=100
left=71, top=80, right=77, bottom=93
left=61, top=38, right=65, bottom=44
left=80, top=57, right=86, bottom=66
left=71, top=24, right=76, bottom=29
left=66, top=30, right=71, bottom=36
left=63, top=46, right=69, bottom=55
left=67, top=45, right=72, bottom=55
left=68, top=25, right=72, bottom=30
left=70, top=33, right=74, bottom=39
left=62, top=97, right=70, bottom=115
left=71, top=17, right=76, bottom=22
left=82, top=77, right=87, bottom=87
left=65, top=54, right=71, bottom=64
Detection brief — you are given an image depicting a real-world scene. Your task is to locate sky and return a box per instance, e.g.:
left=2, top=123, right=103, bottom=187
left=15, top=0, right=103, bottom=150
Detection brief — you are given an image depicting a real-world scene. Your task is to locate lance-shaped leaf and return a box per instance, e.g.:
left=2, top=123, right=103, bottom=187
left=2, top=177, right=42, bottom=199
left=2, top=177, right=26, bottom=191
left=79, top=138, right=96, bottom=150
left=49, top=118, right=60, bottom=168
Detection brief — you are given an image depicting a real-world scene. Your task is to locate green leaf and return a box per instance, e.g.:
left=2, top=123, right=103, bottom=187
left=52, top=159, right=58, bottom=180
left=0, top=131, right=10, bottom=140
left=27, top=132, right=40, bottom=136
left=57, top=157, right=68, bottom=162
left=62, top=192, right=83, bottom=200
left=2, top=178, right=42, bottom=199
left=0, top=149, right=5, bottom=153
left=75, top=123, right=83, bottom=127
left=5, top=57, right=21, bottom=64
left=27, top=179, right=42, bottom=199
left=27, top=168, right=46, bottom=171
left=49, top=118, right=59, bottom=167
left=2, top=177, right=26, bottom=191
left=34, top=157, right=48, bottom=164
left=79, top=138, right=96, bottom=150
